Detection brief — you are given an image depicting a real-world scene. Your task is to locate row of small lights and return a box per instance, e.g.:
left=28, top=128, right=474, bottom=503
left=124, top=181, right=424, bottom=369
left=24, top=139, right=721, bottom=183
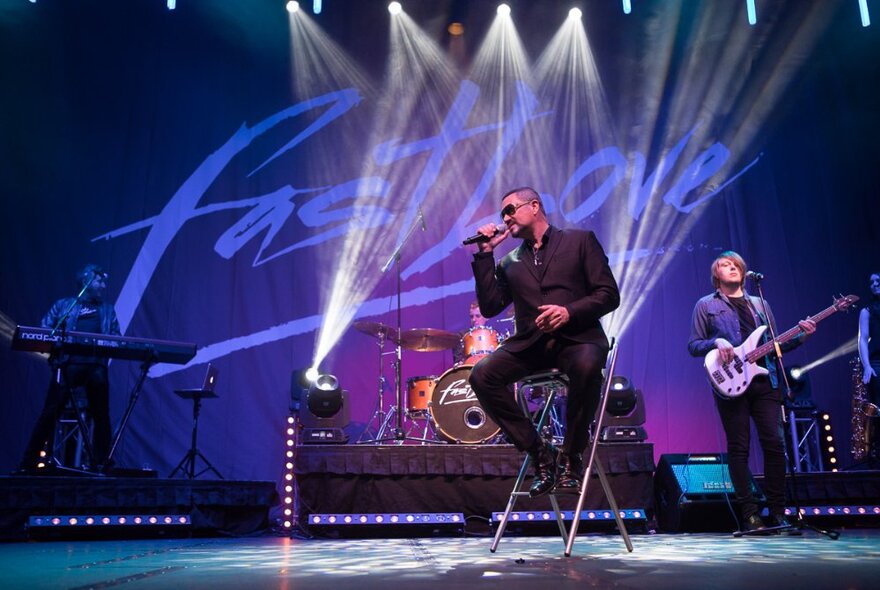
left=309, top=513, right=463, bottom=525
left=22, top=1, right=872, bottom=28
left=784, top=506, right=880, bottom=517
left=29, top=514, right=190, bottom=527
left=819, top=412, right=839, bottom=472
left=491, top=509, right=645, bottom=523
left=281, top=415, right=297, bottom=529
left=284, top=1, right=872, bottom=28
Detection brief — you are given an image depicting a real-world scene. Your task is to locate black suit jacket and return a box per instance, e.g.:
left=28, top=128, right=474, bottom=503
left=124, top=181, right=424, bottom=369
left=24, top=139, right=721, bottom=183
left=471, top=226, right=619, bottom=353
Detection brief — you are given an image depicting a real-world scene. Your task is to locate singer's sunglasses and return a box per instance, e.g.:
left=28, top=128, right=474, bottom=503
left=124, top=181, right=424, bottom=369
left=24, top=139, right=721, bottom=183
left=500, top=200, right=535, bottom=220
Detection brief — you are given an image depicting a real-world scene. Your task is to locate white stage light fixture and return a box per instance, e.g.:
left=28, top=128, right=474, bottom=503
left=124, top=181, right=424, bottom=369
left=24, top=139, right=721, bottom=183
left=389, top=2, right=402, bottom=16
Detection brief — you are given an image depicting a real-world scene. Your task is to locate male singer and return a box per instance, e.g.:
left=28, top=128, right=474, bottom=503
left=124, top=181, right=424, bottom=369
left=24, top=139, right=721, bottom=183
left=466, top=187, right=619, bottom=497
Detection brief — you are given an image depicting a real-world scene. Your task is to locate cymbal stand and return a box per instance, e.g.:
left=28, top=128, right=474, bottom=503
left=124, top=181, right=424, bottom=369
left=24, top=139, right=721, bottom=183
left=357, top=330, right=394, bottom=442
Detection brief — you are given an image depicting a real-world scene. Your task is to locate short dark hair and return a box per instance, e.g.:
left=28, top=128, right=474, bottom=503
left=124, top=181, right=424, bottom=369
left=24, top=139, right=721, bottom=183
left=501, top=187, right=545, bottom=215
left=501, top=186, right=540, bottom=203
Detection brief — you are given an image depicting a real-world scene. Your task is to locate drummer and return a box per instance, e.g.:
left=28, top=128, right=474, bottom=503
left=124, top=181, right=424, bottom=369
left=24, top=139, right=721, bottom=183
left=454, top=300, right=501, bottom=365
left=469, top=300, right=488, bottom=330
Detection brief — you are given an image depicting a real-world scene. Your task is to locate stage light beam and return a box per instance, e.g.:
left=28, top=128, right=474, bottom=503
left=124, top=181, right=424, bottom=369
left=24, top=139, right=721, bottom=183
left=859, top=0, right=871, bottom=27
left=622, top=0, right=632, bottom=15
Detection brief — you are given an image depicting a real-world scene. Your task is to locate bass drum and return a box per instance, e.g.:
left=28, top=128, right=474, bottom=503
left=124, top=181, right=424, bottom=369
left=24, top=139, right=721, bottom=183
left=429, top=365, right=500, bottom=444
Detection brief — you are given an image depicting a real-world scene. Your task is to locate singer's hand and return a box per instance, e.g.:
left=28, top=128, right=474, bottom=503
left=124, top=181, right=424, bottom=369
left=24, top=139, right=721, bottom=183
left=536, top=304, right=570, bottom=333
left=476, top=223, right=509, bottom=252
left=714, top=338, right=735, bottom=364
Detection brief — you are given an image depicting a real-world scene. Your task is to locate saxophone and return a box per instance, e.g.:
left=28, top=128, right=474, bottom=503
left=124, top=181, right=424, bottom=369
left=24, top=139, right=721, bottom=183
left=851, top=357, right=873, bottom=460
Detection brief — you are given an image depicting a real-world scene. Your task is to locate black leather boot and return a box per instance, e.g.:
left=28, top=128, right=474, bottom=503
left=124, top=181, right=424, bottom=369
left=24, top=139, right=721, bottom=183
left=528, top=440, right=559, bottom=498
left=554, top=452, right=584, bottom=494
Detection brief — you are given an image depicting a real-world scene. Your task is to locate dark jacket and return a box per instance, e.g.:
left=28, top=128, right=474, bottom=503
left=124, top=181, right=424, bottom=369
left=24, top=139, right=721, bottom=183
left=688, top=290, right=803, bottom=389
left=41, top=297, right=121, bottom=365
left=471, top=226, right=619, bottom=353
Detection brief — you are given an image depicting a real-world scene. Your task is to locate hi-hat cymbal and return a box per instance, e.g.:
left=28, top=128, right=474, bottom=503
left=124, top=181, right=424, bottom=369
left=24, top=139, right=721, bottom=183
left=353, top=320, right=395, bottom=340
left=398, top=328, right=460, bottom=352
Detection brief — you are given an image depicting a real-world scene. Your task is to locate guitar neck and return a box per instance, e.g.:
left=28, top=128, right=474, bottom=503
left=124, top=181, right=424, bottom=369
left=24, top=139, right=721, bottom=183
left=745, top=303, right=839, bottom=363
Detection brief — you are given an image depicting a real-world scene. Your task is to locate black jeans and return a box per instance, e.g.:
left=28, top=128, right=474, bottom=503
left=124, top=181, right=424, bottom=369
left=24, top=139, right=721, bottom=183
left=714, top=376, right=786, bottom=518
left=21, top=363, right=111, bottom=468
left=468, top=334, right=607, bottom=455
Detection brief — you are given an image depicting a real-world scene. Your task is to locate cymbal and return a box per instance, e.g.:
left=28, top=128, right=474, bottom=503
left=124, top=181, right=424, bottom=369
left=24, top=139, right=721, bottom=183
left=398, top=328, right=460, bottom=352
left=353, top=320, right=395, bottom=339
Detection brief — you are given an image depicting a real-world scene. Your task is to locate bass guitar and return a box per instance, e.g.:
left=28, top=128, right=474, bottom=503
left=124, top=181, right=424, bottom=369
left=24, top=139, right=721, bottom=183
left=704, top=294, right=859, bottom=399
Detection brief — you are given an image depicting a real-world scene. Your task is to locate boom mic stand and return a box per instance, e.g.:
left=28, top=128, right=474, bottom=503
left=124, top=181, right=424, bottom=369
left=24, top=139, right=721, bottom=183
left=42, top=271, right=102, bottom=473
left=735, top=274, right=839, bottom=539
left=372, top=207, right=435, bottom=444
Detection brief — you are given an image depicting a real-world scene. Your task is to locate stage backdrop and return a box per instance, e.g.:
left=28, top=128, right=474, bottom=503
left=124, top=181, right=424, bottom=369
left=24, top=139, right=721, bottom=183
left=1, top=1, right=877, bottom=484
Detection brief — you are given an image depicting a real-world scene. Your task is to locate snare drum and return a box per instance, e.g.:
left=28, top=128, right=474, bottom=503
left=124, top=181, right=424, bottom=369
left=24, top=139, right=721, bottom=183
left=429, top=365, right=500, bottom=444
left=406, top=375, right=436, bottom=414
left=461, top=326, right=501, bottom=365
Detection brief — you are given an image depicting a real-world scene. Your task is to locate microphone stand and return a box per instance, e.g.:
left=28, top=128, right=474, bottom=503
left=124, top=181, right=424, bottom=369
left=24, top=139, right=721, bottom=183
left=44, top=272, right=100, bottom=472
left=372, top=208, right=436, bottom=444
left=738, top=275, right=839, bottom=539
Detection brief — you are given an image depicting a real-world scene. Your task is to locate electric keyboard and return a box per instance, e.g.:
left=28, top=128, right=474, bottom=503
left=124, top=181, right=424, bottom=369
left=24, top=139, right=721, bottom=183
left=12, top=325, right=196, bottom=365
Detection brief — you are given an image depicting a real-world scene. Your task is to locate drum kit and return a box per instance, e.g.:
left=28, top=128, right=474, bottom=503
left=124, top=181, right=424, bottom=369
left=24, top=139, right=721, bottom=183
left=353, top=320, right=508, bottom=444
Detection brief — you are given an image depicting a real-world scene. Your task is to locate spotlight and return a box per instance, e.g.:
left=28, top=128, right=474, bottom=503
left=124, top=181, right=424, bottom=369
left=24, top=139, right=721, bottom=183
left=622, top=0, right=632, bottom=15
left=606, top=376, right=638, bottom=416
left=388, top=2, right=402, bottom=15
left=301, top=373, right=350, bottom=443
left=785, top=366, right=814, bottom=409
left=568, top=8, right=582, bottom=19
left=167, top=0, right=176, bottom=11
left=497, top=4, right=511, bottom=17
left=286, top=1, right=300, bottom=13
left=305, top=366, right=319, bottom=382
left=308, top=374, right=343, bottom=418
left=601, top=376, right=647, bottom=442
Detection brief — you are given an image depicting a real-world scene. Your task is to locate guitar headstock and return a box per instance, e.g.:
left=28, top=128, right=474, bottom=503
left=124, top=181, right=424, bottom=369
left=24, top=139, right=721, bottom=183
left=833, top=294, right=860, bottom=311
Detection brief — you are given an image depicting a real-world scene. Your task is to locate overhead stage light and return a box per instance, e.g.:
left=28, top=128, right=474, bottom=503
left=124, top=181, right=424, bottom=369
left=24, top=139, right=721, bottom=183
left=497, top=4, right=511, bottom=17
left=448, top=22, right=465, bottom=36
left=286, top=1, right=300, bottom=14
left=304, top=366, right=319, bottom=382
left=746, top=0, right=757, bottom=25
left=568, top=8, right=582, bottom=20
left=859, top=0, right=871, bottom=27
left=622, top=0, right=632, bottom=15
left=388, top=2, right=402, bottom=15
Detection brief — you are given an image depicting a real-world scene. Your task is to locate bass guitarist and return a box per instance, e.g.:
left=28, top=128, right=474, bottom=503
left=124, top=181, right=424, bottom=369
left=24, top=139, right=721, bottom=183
left=688, top=251, right=815, bottom=534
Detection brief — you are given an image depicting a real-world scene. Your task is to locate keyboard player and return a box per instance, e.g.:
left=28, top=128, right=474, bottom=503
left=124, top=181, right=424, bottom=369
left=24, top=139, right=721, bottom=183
left=18, top=264, right=121, bottom=473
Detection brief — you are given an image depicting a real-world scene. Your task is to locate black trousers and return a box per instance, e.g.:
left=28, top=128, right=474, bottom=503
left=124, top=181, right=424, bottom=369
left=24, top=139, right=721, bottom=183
left=21, top=363, right=111, bottom=468
left=468, top=334, right=607, bottom=455
left=714, top=376, right=786, bottom=519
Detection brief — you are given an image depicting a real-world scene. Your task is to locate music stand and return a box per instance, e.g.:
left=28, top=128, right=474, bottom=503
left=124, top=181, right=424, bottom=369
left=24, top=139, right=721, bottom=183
left=170, top=364, right=224, bottom=480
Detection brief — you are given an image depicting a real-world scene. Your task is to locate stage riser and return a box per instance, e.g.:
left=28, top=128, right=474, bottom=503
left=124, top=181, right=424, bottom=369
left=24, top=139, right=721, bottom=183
left=295, top=443, right=656, bottom=526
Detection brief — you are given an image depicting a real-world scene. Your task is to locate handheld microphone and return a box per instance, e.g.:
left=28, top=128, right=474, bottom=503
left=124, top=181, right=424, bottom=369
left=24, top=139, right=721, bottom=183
left=746, top=270, right=764, bottom=281
left=462, top=224, right=506, bottom=246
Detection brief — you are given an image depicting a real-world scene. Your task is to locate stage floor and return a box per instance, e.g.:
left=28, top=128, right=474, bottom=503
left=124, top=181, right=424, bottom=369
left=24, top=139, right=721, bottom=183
left=2, top=529, right=879, bottom=590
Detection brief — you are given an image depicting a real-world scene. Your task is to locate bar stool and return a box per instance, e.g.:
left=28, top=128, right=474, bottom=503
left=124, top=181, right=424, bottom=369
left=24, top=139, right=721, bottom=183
left=490, top=341, right=634, bottom=556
